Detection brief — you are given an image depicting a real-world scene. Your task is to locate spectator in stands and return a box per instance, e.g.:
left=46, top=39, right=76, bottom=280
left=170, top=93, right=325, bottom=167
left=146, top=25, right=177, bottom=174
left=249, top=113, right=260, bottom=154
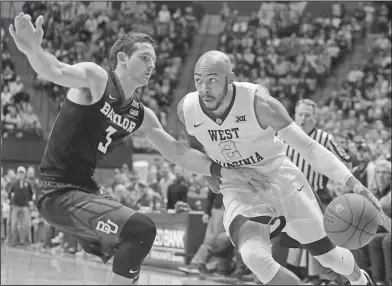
left=1, top=167, right=4, bottom=189
left=1, top=196, right=10, bottom=242
left=368, top=160, right=391, bottom=285
left=158, top=4, right=171, bottom=24
left=2, top=65, right=15, bottom=85
left=156, top=4, right=171, bottom=37
left=219, top=2, right=231, bottom=22
left=3, top=105, right=23, bottom=138
left=178, top=187, right=225, bottom=275
left=159, top=161, right=176, bottom=203
left=377, top=3, right=391, bottom=34
left=9, top=76, right=24, bottom=96
left=84, top=13, right=98, bottom=34
left=147, top=165, right=163, bottom=196
left=26, top=166, right=38, bottom=196
left=120, top=163, right=132, bottom=180
left=136, top=181, right=161, bottom=212
left=1, top=167, right=10, bottom=241
left=20, top=104, right=42, bottom=138
left=166, top=166, right=188, bottom=210
left=3, top=169, right=16, bottom=194
left=1, top=26, right=5, bottom=42
left=186, top=175, right=209, bottom=211
left=8, top=166, right=34, bottom=247
left=183, top=7, right=198, bottom=46
left=1, top=86, right=13, bottom=108
left=113, top=184, right=132, bottom=207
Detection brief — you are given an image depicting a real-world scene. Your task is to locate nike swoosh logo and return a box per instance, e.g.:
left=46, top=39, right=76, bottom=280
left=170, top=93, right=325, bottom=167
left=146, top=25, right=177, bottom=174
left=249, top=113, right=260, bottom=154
left=297, top=185, right=304, bottom=192
left=194, top=123, right=203, bottom=128
left=129, top=269, right=139, bottom=274
left=109, top=94, right=115, bottom=100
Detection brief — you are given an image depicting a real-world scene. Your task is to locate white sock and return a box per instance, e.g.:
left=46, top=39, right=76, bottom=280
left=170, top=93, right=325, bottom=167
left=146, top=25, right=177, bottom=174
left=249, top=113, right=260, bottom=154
left=350, top=269, right=367, bottom=285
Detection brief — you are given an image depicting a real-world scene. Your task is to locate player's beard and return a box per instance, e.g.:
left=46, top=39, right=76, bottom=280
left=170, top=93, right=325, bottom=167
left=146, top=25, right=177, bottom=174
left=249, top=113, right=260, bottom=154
left=204, top=78, right=229, bottom=111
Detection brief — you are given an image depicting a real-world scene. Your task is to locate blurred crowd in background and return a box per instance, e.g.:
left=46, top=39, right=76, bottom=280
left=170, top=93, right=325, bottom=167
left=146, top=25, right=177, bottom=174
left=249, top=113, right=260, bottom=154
left=218, top=1, right=356, bottom=115
left=1, top=28, right=42, bottom=139
left=1, top=1, right=391, bottom=285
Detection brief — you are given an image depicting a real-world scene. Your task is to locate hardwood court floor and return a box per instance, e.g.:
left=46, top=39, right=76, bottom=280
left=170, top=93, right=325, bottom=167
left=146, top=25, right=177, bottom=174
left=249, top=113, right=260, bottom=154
left=1, top=244, right=227, bottom=285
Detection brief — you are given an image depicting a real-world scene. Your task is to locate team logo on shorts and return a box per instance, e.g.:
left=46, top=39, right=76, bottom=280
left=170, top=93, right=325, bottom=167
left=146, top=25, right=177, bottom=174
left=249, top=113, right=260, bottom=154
left=96, top=219, right=118, bottom=234
left=335, top=204, right=344, bottom=214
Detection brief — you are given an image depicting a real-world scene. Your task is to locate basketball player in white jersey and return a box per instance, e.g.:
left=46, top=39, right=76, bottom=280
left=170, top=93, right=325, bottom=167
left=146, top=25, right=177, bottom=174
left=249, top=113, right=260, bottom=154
left=177, top=51, right=386, bottom=285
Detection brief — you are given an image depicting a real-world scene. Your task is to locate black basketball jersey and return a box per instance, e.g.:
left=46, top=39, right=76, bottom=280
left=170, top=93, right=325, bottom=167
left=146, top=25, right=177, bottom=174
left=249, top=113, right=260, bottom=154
left=38, top=71, right=144, bottom=199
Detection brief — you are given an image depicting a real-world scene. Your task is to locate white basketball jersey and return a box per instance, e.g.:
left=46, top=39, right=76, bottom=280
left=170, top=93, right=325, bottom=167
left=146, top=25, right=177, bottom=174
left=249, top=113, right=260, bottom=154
left=182, top=82, right=287, bottom=172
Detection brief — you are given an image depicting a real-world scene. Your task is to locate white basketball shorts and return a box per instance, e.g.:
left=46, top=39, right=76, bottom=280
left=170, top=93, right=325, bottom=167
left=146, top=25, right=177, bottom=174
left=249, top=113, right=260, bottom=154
left=220, top=158, right=326, bottom=245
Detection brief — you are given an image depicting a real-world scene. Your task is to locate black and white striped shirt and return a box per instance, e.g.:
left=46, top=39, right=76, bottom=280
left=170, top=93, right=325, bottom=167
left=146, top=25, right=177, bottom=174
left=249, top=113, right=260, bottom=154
left=286, top=128, right=351, bottom=192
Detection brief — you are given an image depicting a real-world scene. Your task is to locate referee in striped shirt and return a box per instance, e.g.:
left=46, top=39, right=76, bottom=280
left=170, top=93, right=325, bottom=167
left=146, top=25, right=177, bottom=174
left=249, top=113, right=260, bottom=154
left=287, top=99, right=352, bottom=284
left=288, top=99, right=352, bottom=196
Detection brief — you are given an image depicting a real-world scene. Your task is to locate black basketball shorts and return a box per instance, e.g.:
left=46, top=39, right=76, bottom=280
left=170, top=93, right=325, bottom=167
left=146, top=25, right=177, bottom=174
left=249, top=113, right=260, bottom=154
left=37, top=180, right=137, bottom=263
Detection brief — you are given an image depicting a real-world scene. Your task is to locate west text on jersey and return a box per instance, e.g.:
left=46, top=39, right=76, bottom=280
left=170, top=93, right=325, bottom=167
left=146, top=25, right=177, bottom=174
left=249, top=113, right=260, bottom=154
left=100, top=102, right=137, bottom=132
left=208, top=128, right=240, bottom=141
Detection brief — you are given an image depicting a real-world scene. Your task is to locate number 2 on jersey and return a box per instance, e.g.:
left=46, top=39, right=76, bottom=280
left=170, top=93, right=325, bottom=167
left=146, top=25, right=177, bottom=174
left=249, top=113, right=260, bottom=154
left=98, top=126, right=117, bottom=154
left=219, top=140, right=242, bottom=161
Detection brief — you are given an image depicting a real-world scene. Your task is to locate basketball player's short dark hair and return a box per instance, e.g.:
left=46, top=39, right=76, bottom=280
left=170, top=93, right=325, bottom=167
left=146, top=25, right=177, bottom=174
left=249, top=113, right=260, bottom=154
left=109, top=32, right=155, bottom=70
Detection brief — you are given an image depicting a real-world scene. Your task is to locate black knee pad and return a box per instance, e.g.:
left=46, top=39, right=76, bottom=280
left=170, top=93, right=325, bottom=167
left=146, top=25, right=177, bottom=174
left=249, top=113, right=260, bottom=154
left=302, top=236, right=335, bottom=256
left=112, top=213, right=156, bottom=279
left=120, top=212, right=156, bottom=245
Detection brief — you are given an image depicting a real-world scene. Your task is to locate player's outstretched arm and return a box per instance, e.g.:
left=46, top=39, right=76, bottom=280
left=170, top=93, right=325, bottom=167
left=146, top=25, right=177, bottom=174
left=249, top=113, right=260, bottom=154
left=253, top=85, right=383, bottom=217
left=9, top=13, right=106, bottom=91
left=140, top=107, right=225, bottom=178
left=139, top=107, right=262, bottom=186
left=176, top=97, right=222, bottom=193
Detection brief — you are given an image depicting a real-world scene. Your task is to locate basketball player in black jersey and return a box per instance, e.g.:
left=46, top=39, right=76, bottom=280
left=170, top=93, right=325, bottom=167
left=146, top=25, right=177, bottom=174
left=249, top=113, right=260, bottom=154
left=9, top=13, right=264, bottom=285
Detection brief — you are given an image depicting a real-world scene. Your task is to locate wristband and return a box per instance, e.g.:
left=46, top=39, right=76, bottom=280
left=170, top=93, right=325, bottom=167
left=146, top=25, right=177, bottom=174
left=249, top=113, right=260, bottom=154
left=210, top=161, right=222, bottom=178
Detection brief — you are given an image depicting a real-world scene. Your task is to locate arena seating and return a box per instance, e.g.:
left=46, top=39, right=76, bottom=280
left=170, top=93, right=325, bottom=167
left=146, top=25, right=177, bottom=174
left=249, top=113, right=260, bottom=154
left=218, top=2, right=366, bottom=115
left=1, top=27, right=43, bottom=139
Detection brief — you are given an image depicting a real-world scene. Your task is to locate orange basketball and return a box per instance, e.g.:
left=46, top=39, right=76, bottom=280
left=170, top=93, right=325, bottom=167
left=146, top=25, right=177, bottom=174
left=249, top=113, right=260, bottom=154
left=323, top=193, right=379, bottom=250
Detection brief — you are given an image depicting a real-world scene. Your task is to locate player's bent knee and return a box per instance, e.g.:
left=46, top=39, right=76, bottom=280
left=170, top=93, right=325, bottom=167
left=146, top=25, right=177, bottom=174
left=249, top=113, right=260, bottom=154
left=239, top=241, right=280, bottom=284
left=120, top=212, right=156, bottom=247
left=112, top=213, right=157, bottom=279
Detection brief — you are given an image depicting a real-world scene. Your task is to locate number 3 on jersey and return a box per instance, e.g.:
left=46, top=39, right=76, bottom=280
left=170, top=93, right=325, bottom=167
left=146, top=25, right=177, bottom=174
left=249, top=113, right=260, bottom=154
left=219, top=140, right=242, bottom=161
left=98, top=126, right=117, bottom=154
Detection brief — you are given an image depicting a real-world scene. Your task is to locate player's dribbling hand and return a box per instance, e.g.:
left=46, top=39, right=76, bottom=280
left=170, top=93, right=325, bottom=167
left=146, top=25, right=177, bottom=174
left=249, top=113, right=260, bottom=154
left=9, top=13, right=44, bottom=55
left=353, top=183, right=385, bottom=225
